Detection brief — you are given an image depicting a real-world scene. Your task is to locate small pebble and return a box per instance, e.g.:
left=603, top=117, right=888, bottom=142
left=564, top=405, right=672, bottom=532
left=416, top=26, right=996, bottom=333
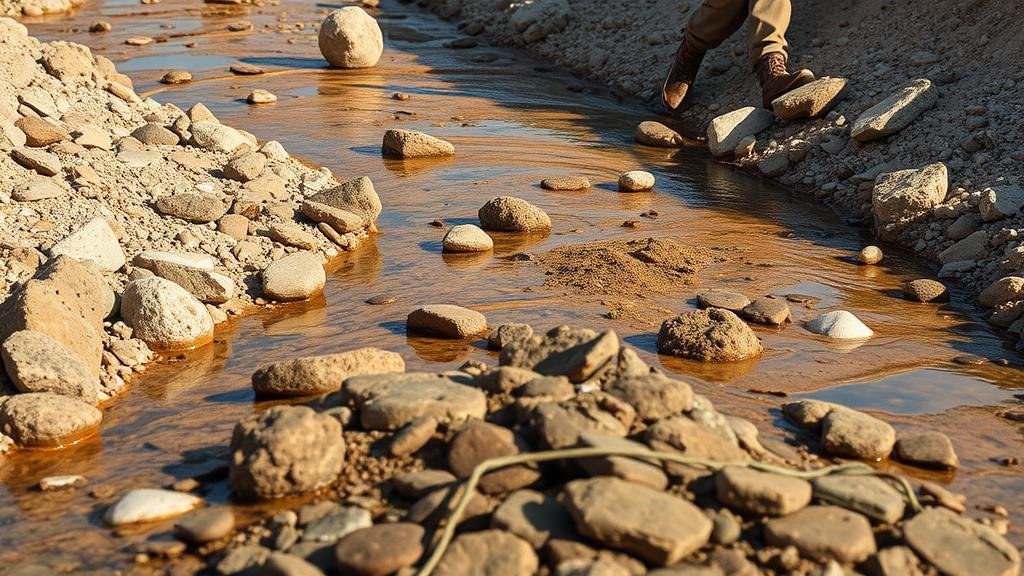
left=857, top=245, right=883, bottom=264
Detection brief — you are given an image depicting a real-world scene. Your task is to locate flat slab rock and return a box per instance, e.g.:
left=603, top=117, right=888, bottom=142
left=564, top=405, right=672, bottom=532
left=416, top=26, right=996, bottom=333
left=334, top=522, right=425, bottom=576
left=903, top=507, right=1021, bottom=576
left=764, top=505, right=876, bottom=563
left=812, top=475, right=906, bottom=524
left=342, top=372, right=486, bottom=430
left=251, top=347, right=405, bottom=397
left=563, top=477, right=712, bottom=565
left=715, top=465, right=811, bottom=517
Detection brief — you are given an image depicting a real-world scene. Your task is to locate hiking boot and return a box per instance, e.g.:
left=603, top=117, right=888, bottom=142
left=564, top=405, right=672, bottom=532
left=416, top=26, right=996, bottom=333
left=661, top=36, right=705, bottom=113
left=755, top=52, right=815, bottom=109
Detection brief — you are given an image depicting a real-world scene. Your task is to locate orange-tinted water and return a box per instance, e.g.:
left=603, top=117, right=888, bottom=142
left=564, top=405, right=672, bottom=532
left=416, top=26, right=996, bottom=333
left=4, top=0, right=1023, bottom=571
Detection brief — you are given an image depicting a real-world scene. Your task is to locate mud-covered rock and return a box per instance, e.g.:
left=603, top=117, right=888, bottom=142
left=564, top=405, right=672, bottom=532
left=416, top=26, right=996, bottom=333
left=657, top=309, right=762, bottom=362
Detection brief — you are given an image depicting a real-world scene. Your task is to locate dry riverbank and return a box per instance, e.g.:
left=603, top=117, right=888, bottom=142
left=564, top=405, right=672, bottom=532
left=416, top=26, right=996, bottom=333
left=428, top=0, right=1024, bottom=352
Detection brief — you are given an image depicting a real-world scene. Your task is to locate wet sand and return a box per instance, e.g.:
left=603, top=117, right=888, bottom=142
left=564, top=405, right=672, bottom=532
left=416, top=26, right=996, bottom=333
left=3, top=0, right=1022, bottom=570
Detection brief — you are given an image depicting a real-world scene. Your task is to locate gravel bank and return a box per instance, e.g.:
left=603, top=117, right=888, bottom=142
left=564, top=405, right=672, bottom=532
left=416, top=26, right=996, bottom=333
left=424, top=0, right=1024, bottom=352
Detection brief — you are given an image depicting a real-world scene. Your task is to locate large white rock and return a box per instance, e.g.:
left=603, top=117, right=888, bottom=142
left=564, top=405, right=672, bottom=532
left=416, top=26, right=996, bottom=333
left=189, top=121, right=248, bottom=153
left=442, top=224, right=493, bottom=253
left=104, top=489, right=203, bottom=525
left=806, top=311, right=873, bottom=340
left=318, top=7, right=383, bottom=69
left=49, top=217, right=126, bottom=272
left=707, top=107, right=774, bottom=157
left=261, top=252, right=326, bottom=301
left=121, top=276, right=215, bottom=350
left=851, top=78, right=937, bottom=142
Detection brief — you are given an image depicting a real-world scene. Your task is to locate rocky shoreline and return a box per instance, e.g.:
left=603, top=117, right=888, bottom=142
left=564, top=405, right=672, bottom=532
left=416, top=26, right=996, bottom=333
left=420, top=0, right=1024, bottom=354
left=0, top=17, right=380, bottom=447
left=93, top=322, right=1019, bottom=575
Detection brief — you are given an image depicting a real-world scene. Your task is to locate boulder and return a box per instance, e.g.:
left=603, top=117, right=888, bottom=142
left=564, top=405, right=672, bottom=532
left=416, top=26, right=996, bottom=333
left=605, top=373, right=693, bottom=422
left=251, top=348, right=405, bottom=397
left=715, top=466, right=812, bottom=516
left=872, top=163, right=948, bottom=226
left=806, top=310, right=873, bottom=339
left=434, top=530, right=538, bottom=576
left=979, top=184, right=1024, bottom=222
left=407, top=305, right=487, bottom=338
left=541, top=176, right=590, bottom=191
left=820, top=407, right=895, bottom=460
left=894, top=431, right=959, bottom=469
left=223, top=151, right=266, bottom=182
left=0, top=392, right=102, bottom=447
left=49, top=217, right=126, bottom=271
left=300, top=200, right=364, bottom=234
left=341, top=372, right=486, bottom=430
left=1, top=330, right=98, bottom=403
left=740, top=297, right=791, bottom=326
left=902, top=279, right=949, bottom=302
left=634, top=121, right=683, bottom=147
left=447, top=419, right=541, bottom=494
left=121, top=276, right=215, bottom=350
left=442, top=224, right=493, bottom=253
left=334, top=523, right=425, bottom=576
left=851, top=79, right=937, bottom=141
left=903, top=507, right=1020, bottom=576
left=318, top=7, right=384, bottom=68
left=381, top=129, right=455, bottom=158
left=261, top=252, right=326, bottom=301
left=939, top=230, right=989, bottom=264
left=618, top=171, right=655, bottom=192
left=563, top=477, right=712, bottom=565
left=979, top=276, right=1024, bottom=308
left=771, top=76, right=847, bottom=119
left=479, top=196, right=551, bottom=232
left=230, top=405, right=345, bottom=499
left=500, top=326, right=618, bottom=383
left=764, top=506, right=876, bottom=563
left=189, top=120, right=248, bottom=153
left=707, top=107, right=773, bottom=157
left=305, top=176, right=381, bottom=225
left=104, top=489, right=203, bottom=526
left=657, top=309, right=762, bottom=362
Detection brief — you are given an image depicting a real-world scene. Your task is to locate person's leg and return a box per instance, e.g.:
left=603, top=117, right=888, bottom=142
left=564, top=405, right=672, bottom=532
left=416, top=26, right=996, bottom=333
left=747, top=0, right=790, bottom=66
left=662, top=0, right=748, bottom=112
left=748, top=0, right=814, bottom=108
left=686, top=0, right=750, bottom=54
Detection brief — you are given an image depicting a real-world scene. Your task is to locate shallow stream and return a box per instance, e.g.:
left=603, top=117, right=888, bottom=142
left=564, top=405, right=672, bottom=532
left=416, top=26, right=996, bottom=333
left=3, top=0, right=1023, bottom=571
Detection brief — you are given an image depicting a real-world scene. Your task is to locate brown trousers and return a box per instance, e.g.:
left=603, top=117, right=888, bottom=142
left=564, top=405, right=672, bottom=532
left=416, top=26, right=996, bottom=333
left=686, top=0, right=791, bottom=67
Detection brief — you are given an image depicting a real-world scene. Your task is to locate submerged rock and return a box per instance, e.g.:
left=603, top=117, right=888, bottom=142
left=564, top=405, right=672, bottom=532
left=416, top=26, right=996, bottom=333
left=806, top=310, right=873, bottom=339
left=657, top=309, right=762, bottom=362
left=251, top=348, right=405, bottom=397
left=634, top=121, right=683, bottom=147
left=479, top=196, right=551, bottom=232
left=382, top=128, right=454, bottom=158
left=541, top=175, right=590, bottom=191
left=0, top=392, right=101, bottom=447
left=618, top=170, right=655, bottom=192
left=407, top=304, right=487, bottom=338
left=104, top=489, right=203, bottom=526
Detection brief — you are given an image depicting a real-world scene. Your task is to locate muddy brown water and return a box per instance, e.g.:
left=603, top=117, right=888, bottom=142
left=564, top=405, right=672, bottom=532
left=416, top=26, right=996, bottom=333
left=4, top=0, right=1024, bottom=571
